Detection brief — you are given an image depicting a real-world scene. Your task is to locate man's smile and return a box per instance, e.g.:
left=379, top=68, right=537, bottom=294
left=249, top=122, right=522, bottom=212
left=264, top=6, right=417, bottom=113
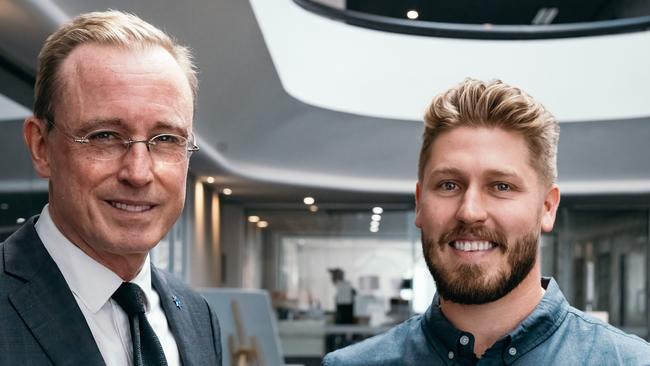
left=451, top=240, right=496, bottom=252
left=104, top=198, right=158, bottom=215
left=109, top=201, right=154, bottom=213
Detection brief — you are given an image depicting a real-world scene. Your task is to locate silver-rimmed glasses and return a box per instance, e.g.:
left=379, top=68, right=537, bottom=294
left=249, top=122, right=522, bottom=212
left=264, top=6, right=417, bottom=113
left=45, top=119, right=199, bottom=164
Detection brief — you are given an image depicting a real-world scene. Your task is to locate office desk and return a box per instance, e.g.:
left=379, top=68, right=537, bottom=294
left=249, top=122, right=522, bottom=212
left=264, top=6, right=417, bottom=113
left=278, top=320, right=391, bottom=357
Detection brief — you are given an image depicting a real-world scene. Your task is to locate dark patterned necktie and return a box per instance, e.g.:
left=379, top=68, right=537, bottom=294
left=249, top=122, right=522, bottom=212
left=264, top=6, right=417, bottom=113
left=112, top=282, right=168, bottom=366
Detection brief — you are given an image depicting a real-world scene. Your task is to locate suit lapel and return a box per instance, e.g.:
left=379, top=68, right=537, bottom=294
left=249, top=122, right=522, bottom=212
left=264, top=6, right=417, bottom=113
left=152, top=267, right=201, bottom=366
left=4, top=218, right=105, bottom=366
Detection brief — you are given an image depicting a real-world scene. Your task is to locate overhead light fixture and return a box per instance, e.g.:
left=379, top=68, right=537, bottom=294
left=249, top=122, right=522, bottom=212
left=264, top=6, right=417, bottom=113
left=370, top=221, right=380, bottom=228
left=16, top=217, right=25, bottom=224
left=532, top=8, right=558, bottom=25
left=372, top=207, right=383, bottom=214
left=206, top=177, right=215, bottom=184
left=309, top=205, right=319, bottom=212
left=370, top=226, right=379, bottom=233
left=222, top=188, right=232, bottom=195
left=371, top=214, right=382, bottom=222
left=248, top=215, right=260, bottom=223
left=406, top=10, right=419, bottom=20
left=257, top=221, right=269, bottom=228
left=303, top=196, right=315, bottom=205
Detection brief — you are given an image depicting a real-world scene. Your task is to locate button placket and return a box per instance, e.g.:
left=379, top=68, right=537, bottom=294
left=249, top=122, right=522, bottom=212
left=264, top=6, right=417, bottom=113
left=459, top=335, right=470, bottom=346
left=502, top=342, right=519, bottom=364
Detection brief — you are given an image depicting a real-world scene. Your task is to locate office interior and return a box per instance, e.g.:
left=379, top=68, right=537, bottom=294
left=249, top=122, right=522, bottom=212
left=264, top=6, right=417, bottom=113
left=1, top=0, right=650, bottom=365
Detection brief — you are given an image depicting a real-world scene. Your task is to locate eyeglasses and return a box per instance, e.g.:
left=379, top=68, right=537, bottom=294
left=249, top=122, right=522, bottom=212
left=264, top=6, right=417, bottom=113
left=46, top=119, right=199, bottom=164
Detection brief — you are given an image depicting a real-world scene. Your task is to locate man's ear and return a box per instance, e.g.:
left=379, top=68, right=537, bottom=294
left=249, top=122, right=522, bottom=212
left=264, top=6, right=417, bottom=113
left=414, top=182, right=422, bottom=228
left=23, top=117, right=52, bottom=178
left=541, top=184, right=560, bottom=233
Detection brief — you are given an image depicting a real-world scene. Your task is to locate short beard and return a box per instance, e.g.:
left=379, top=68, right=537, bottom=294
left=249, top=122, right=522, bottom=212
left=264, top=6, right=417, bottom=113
left=422, top=224, right=538, bottom=305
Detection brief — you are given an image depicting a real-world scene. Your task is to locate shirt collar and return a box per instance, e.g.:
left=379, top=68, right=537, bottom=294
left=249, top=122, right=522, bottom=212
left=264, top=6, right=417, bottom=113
left=35, top=205, right=153, bottom=313
left=506, top=277, right=568, bottom=359
left=422, top=292, right=478, bottom=363
left=422, top=277, right=568, bottom=364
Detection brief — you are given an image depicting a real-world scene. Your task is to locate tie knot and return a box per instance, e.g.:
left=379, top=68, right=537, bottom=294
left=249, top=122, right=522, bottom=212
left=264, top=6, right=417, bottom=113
left=112, top=282, right=147, bottom=315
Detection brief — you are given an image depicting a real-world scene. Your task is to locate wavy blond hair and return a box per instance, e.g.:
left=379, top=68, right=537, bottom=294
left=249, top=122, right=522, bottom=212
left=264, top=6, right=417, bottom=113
left=418, top=78, right=559, bottom=187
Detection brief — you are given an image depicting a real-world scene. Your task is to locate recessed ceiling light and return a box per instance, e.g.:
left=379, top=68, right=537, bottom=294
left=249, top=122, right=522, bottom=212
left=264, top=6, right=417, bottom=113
left=400, top=288, right=413, bottom=301
left=371, top=214, right=382, bottom=222
left=248, top=215, right=260, bottom=223
left=406, top=10, right=419, bottom=20
left=372, top=206, right=383, bottom=214
left=370, top=226, right=379, bottom=233
left=206, top=177, right=215, bottom=184
left=370, top=221, right=380, bottom=228
left=303, top=196, right=315, bottom=205
left=222, top=188, right=232, bottom=195
left=257, top=221, right=269, bottom=228
left=309, top=205, right=319, bottom=212
left=16, top=217, right=25, bottom=224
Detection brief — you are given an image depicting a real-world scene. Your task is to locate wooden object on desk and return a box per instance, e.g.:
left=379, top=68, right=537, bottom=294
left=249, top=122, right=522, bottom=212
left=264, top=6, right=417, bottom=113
left=229, top=299, right=264, bottom=366
left=199, top=288, right=283, bottom=366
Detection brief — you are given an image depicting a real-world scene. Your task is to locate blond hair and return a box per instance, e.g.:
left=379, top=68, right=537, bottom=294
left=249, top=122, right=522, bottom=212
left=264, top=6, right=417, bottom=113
left=418, top=78, right=559, bottom=186
left=34, top=10, right=197, bottom=121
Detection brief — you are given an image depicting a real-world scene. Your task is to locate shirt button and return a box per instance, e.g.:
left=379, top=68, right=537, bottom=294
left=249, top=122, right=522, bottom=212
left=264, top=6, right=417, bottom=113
left=448, top=351, right=455, bottom=359
left=459, top=335, right=470, bottom=346
left=508, top=347, right=517, bottom=356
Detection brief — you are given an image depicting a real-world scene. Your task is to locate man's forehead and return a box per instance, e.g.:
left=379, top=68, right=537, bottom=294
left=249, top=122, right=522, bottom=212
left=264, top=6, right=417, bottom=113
left=54, top=43, right=194, bottom=121
left=60, top=43, right=182, bottom=84
left=430, top=126, right=529, bottom=155
left=429, top=165, right=522, bottom=179
left=425, top=126, right=538, bottom=180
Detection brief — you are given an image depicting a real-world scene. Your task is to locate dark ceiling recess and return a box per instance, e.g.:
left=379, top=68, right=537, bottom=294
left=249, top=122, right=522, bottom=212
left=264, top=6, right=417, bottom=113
left=296, top=0, right=650, bottom=39
left=0, top=51, right=35, bottom=109
left=346, top=0, right=650, bottom=25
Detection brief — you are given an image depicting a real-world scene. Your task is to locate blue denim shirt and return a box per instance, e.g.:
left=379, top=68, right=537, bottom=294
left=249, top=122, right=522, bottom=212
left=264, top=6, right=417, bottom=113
left=323, top=278, right=650, bottom=365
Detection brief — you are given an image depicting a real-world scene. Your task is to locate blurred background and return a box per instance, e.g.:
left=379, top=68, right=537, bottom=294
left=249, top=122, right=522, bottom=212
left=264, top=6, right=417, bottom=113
left=1, top=0, right=650, bottom=365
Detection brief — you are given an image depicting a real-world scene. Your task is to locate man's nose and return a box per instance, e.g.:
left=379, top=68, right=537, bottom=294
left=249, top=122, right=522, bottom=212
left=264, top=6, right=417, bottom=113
left=116, top=142, right=154, bottom=187
left=455, top=187, right=488, bottom=225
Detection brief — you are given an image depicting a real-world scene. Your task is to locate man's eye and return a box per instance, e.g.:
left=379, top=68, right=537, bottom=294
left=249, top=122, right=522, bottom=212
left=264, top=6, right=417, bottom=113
left=153, top=134, right=185, bottom=145
left=86, top=131, right=121, bottom=141
left=495, top=183, right=511, bottom=192
left=441, top=181, right=458, bottom=191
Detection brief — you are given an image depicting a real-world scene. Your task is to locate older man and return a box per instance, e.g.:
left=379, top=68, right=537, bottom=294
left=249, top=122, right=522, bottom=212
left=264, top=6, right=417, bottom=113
left=0, top=11, right=221, bottom=366
left=324, top=79, right=650, bottom=365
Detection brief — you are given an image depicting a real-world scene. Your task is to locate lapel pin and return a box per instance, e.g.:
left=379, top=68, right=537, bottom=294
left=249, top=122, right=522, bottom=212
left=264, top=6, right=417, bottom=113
left=172, top=295, right=183, bottom=310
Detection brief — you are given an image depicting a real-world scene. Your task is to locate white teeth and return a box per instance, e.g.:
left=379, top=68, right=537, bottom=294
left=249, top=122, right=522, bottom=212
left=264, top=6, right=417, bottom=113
left=452, top=241, right=494, bottom=252
left=111, top=202, right=151, bottom=212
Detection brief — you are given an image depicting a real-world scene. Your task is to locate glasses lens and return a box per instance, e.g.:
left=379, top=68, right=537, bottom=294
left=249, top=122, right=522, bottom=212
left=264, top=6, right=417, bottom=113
left=85, top=131, right=128, bottom=160
left=149, top=134, right=189, bottom=163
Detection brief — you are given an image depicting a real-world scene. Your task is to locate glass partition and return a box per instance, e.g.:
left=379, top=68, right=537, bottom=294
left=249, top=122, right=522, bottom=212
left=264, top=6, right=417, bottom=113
left=557, top=208, right=649, bottom=337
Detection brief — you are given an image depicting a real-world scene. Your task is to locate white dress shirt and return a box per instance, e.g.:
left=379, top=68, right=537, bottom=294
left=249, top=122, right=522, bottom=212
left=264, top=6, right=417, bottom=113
left=335, top=280, right=354, bottom=305
left=35, top=205, right=181, bottom=366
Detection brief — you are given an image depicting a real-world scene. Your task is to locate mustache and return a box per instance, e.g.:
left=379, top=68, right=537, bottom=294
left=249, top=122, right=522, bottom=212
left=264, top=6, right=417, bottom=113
left=436, top=224, right=509, bottom=251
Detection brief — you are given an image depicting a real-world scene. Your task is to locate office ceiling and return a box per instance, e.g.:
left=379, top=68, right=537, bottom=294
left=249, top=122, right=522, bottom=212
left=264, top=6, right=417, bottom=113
left=0, top=0, right=649, bottom=206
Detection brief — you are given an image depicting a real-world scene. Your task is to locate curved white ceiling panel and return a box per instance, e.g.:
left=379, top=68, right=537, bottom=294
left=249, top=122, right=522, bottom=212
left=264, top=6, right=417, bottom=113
left=251, top=0, right=650, bottom=123
left=0, top=94, right=30, bottom=121
left=195, top=135, right=415, bottom=193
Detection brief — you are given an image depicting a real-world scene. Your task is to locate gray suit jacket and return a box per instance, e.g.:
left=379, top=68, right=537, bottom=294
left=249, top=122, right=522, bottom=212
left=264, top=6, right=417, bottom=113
left=0, top=216, right=222, bottom=365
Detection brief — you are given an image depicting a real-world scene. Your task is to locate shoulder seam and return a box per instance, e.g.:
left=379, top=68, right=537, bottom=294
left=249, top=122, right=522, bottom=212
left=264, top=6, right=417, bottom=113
left=565, top=308, right=650, bottom=345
